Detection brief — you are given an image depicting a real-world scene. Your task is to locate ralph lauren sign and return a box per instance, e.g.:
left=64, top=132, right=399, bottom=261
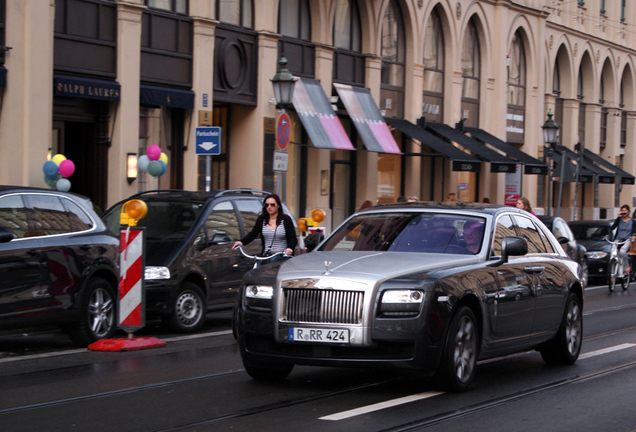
left=54, top=75, right=120, bottom=102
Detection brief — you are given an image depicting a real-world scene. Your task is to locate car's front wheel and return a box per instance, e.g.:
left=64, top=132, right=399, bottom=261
left=435, top=306, right=478, bottom=392
left=67, top=277, right=117, bottom=346
left=539, top=292, right=582, bottom=365
left=167, top=282, right=206, bottom=332
left=243, top=359, right=294, bottom=381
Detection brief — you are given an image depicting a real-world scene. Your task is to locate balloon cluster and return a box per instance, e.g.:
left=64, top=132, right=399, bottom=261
left=42, top=154, right=75, bottom=191
left=138, top=145, right=168, bottom=178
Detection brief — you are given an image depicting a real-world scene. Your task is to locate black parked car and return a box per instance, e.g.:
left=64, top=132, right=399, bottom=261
left=568, top=220, right=615, bottom=282
left=235, top=202, right=583, bottom=391
left=0, top=186, right=119, bottom=346
left=102, top=189, right=303, bottom=333
left=537, top=216, right=588, bottom=287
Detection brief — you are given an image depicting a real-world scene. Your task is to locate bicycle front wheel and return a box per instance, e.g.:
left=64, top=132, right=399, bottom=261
left=608, top=259, right=618, bottom=292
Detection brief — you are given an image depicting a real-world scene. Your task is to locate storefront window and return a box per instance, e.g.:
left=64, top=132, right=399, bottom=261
left=377, top=153, right=401, bottom=205
left=147, top=0, right=187, bottom=14
left=218, top=0, right=253, bottom=28
left=279, top=0, right=310, bottom=40
left=333, top=0, right=361, bottom=52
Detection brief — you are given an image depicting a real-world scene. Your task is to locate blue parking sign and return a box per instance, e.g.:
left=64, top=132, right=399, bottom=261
left=195, top=127, right=221, bottom=155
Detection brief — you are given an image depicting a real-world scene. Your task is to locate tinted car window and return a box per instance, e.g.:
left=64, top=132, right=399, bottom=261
left=570, top=224, right=610, bottom=241
left=535, top=220, right=556, bottom=253
left=235, top=199, right=262, bottom=233
left=513, top=215, right=546, bottom=254
left=136, top=201, right=203, bottom=240
left=25, top=194, right=72, bottom=236
left=492, top=214, right=515, bottom=256
left=0, top=195, right=28, bottom=238
left=62, top=198, right=94, bottom=232
left=320, top=212, right=485, bottom=254
left=206, top=201, right=241, bottom=240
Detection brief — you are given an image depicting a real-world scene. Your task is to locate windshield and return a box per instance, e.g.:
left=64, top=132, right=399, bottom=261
left=570, top=224, right=611, bottom=241
left=319, top=212, right=486, bottom=254
left=102, top=201, right=204, bottom=241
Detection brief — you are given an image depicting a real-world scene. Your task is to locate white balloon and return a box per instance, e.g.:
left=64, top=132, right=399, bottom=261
left=138, top=155, right=150, bottom=172
left=56, top=178, right=71, bottom=192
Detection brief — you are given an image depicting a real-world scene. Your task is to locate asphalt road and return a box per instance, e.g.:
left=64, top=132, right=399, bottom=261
left=1, top=284, right=635, bottom=432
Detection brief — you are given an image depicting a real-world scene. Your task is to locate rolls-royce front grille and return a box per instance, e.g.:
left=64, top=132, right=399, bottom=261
left=282, top=289, right=364, bottom=324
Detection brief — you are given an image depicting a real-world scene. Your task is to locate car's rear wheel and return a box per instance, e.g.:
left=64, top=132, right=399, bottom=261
left=168, top=282, right=205, bottom=332
left=539, top=292, right=582, bottom=365
left=435, top=306, right=477, bottom=392
left=243, top=359, right=294, bottom=381
left=608, top=259, right=618, bottom=292
left=67, top=277, right=117, bottom=346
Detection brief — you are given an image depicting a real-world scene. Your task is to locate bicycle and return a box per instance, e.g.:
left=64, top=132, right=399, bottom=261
left=604, top=237, right=631, bottom=292
left=233, top=245, right=290, bottom=268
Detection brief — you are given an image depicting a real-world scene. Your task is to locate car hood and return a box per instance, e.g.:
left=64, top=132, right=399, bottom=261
left=578, top=240, right=610, bottom=253
left=275, top=251, right=480, bottom=282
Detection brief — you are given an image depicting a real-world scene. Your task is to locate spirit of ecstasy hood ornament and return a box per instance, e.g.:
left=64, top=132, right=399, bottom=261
left=323, top=261, right=332, bottom=275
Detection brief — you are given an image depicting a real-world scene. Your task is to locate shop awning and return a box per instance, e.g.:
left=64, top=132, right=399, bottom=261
left=291, top=78, right=355, bottom=150
left=0, top=67, right=6, bottom=88
left=583, top=148, right=635, bottom=185
left=550, top=150, right=591, bottom=183
left=140, top=84, right=194, bottom=109
left=555, top=146, right=615, bottom=184
left=333, top=83, right=401, bottom=154
left=385, top=118, right=481, bottom=172
left=465, top=127, right=548, bottom=175
left=426, top=122, right=517, bottom=174
left=54, top=74, right=120, bottom=101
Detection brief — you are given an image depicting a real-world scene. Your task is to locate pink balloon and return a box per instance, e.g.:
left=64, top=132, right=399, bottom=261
left=147, top=145, right=161, bottom=161
left=58, top=159, right=75, bottom=178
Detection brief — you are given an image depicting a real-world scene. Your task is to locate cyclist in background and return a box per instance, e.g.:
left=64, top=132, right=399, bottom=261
left=611, top=204, right=635, bottom=274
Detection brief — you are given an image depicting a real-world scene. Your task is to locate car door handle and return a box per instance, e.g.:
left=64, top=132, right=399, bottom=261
left=524, top=266, right=545, bottom=274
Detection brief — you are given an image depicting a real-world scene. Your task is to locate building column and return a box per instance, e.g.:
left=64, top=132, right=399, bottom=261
left=108, top=2, right=144, bottom=206
left=184, top=15, right=216, bottom=192
left=0, top=1, right=54, bottom=186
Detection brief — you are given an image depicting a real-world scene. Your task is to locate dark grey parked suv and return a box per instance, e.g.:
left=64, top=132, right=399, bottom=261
left=0, top=186, right=120, bottom=346
left=102, top=189, right=302, bottom=333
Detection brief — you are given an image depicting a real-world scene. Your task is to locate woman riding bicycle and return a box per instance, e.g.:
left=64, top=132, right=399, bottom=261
left=233, top=193, right=296, bottom=263
left=610, top=204, right=635, bottom=274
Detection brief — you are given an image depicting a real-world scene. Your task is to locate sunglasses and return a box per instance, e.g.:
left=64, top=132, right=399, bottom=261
left=265, top=203, right=277, bottom=207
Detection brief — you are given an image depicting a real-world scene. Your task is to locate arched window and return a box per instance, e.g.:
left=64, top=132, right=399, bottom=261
left=423, top=9, right=443, bottom=122
left=381, top=1, right=405, bottom=88
left=577, top=65, right=584, bottom=99
left=461, top=20, right=479, bottom=100
left=553, top=62, right=560, bottom=94
left=507, top=31, right=525, bottom=107
left=279, top=0, right=311, bottom=41
left=217, top=0, right=253, bottom=28
left=333, top=0, right=361, bottom=52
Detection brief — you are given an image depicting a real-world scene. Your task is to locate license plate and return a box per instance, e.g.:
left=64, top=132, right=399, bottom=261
left=288, top=327, right=349, bottom=343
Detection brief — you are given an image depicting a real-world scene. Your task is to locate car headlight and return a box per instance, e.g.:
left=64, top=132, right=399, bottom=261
left=245, top=285, right=274, bottom=311
left=380, top=290, right=424, bottom=316
left=585, top=251, right=608, bottom=260
left=145, top=266, right=171, bottom=280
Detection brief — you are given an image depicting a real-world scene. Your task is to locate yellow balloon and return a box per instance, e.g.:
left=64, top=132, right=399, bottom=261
left=52, top=154, right=67, bottom=166
left=159, top=152, right=169, bottom=164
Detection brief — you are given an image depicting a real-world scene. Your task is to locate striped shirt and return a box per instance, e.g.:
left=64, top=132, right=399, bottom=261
left=262, top=221, right=288, bottom=254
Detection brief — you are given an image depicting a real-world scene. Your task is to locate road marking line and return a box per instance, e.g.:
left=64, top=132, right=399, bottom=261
left=319, top=391, right=444, bottom=421
left=579, top=343, right=636, bottom=359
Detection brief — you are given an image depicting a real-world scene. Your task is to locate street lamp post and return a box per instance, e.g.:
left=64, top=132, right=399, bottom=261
left=542, top=110, right=559, bottom=216
left=270, top=57, right=297, bottom=198
left=271, top=56, right=297, bottom=110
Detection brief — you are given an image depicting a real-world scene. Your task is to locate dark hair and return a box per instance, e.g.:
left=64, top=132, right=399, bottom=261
left=621, top=204, right=630, bottom=213
left=263, top=194, right=283, bottom=225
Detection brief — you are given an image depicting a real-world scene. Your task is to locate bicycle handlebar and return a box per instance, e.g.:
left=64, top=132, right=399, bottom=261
left=233, top=245, right=288, bottom=261
left=604, top=237, right=631, bottom=245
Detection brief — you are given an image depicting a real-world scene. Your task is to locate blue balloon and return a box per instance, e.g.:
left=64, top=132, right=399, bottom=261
left=43, top=161, right=59, bottom=179
left=158, top=160, right=167, bottom=176
left=138, top=155, right=150, bottom=172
